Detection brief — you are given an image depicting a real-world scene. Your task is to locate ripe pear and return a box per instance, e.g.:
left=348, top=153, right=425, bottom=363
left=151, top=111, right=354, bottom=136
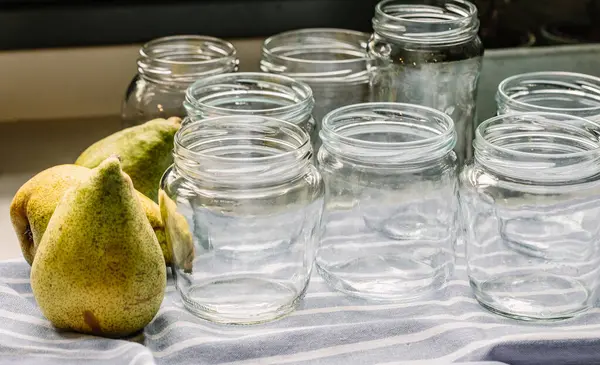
left=159, top=189, right=195, bottom=273
left=75, top=117, right=181, bottom=202
left=10, top=164, right=172, bottom=265
left=31, top=157, right=166, bottom=337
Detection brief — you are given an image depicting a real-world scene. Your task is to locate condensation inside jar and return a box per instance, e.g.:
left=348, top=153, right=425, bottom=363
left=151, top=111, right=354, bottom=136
left=497, top=72, right=600, bottom=119
left=367, top=0, right=483, bottom=165
left=316, top=103, right=458, bottom=302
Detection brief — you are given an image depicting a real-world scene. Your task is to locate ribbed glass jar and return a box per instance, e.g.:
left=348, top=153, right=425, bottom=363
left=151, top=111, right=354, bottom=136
left=367, top=0, right=483, bottom=166
left=461, top=112, right=600, bottom=321
left=159, top=115, right=324, bottom=324
left=183, top=72, right=316, bottom=142
left=496, top=71, right=600, bottom=120
left=316, top=102, right=458, bottom=301
left=261, top=28, right=370, bottom=148
left=122, top=35, right=238, bottom=128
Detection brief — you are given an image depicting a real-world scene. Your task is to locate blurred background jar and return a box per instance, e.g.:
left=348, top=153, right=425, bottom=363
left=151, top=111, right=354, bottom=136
left=461, top=112, right=600, bottom=321
left=122, top=35, right=238, bottom=128
left=260, top=28, right=370, bottom=149
left=496, top=71, right=600, bottom=120
left=316, top=102, right=458, bottom=301
left=160, top=115, right=324, bottom=324
left=367, top=0, right=483, bottom=166
left=183, top=72, right=316, bottom=140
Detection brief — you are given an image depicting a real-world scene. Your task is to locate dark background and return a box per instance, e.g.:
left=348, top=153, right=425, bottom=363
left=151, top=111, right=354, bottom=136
left=0, top=0, right=598, bottom=50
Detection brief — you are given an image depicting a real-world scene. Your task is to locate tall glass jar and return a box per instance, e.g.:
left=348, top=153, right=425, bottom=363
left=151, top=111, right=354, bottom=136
left=367, top=0, right=483, bottom=166
left=496, top=71, right=600, bottom=120
left=122, top=35, right=238, bottom=128
left=461, top=112, right=600, bottom=321
left=260, top=28, right=370, bottom=148
left=183, top=72, right=316, bottom=142
left=316, top=102, right=458, bottom=301
left=159, top=115, right=324, bottom=324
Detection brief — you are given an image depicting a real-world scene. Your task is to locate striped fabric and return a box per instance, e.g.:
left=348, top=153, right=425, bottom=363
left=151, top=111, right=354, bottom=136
left=0, top=256, right=600, bottom=365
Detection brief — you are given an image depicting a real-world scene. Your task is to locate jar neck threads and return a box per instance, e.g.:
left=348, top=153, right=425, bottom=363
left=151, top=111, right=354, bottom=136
left=496, top=72, right=600, bottom=118
left=319, top=102, right=456, bottom=165
left=372, top=0, right=480, bottom=45
left=184, top=72, right=315, bottom=126
left=260, top=28, right=369, bottom=85
left=137, top=35, right=238, bottom=87
left=474, top=112, right=600, bottom=185
left=173, top=116, right=312, bottom=186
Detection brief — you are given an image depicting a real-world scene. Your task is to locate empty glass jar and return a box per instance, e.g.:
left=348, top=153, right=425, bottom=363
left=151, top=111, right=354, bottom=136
left=261, top=29, right=370, bottom=148
left=159, top=115, right=324, bottom=324
left=316, top=102, right=458, bottom=301
left=183, top=72, right=316, bottom=139
left=461, top=112, right=600, bottom=320
left=496, top=71, right=600, bottom=120
left=122, top=35, right=238, bottom=128
left=367, top=0, right=483, bottom=166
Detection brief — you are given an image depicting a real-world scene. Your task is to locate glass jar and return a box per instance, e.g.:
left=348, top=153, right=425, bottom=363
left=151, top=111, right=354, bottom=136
left=316, top=102, right=458, bottom=301
left=122, top=35, right=238, bottom=128
left=367, top=0, right=483, bottom=166
left=260, top=28, right=370, bottom=148
left=496, top=71, right=600, bottom=120
left=159, top=115, right=324, bottom=324
left=183, top=72, right=316, bottom=142
left=461, top=112, right=600, bottom=321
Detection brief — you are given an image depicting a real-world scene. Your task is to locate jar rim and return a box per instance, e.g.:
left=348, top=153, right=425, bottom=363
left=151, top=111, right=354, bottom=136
left=174, top=115, right=311, bottom=164
left=475, top=112, right=600, bottom=160
left=321, top=102, right=455, bottom=150
left=262, top=28, right=369, bottom=65
left=375, top=0, right=478, bottom=24
left=373, top=0, right=479, bottom=44
left=139, top=35, right=237, bottom=66
left=184, top=72, right=314, bottom=116
left=497, top=71, right=600, bottom=114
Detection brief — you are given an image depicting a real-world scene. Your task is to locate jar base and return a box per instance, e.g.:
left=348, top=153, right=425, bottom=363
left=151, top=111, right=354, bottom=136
left=316, top=254, right=450, bottom=302
left=470, top=275, right=591, bottom=321
left=178, top=276, right=306, bottom=324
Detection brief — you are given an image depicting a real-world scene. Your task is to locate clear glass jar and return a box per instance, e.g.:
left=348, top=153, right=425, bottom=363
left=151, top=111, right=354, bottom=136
left=122, top=35, right=238, bottom=128
left=367, top=0, right=483, bottom=166
left=260, top=28, right=370, bottom=148
left=159, top=115, right=324, bottom=324
left=461, top=112, right=600, bottom=321
left=496, top=71, right=600, bottom=120
left=183, top=72, right=316, bottom=141
left=316, top=102, right=458, bottom=301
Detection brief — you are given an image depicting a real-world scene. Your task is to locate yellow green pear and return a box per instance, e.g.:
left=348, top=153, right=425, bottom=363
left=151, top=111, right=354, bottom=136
left=159, top=189, right=195, bottom=273
left=31, top=157, right=166, bottom=337
left=9, top=164, right=172, bottom=265
left=75, top=117, right=181, bottom=202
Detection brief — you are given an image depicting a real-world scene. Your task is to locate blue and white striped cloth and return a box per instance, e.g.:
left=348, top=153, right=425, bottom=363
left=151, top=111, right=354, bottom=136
left=1, top=255, right=600, bottom=365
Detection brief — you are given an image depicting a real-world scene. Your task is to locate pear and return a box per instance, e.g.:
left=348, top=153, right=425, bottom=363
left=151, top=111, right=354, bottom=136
left=75, top=117, right=181, bottom=202
left=31, top=157, right=166, bottom=337
left=10, top=164, right=172, bottom=265
left=159, top=189, right=195, bottom=273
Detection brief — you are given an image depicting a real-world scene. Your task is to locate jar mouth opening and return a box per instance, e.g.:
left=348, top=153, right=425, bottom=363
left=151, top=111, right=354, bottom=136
left=262, top=28, right=369, bottom=65
left=497, top=72, right=600, bottom=114
left=373, top=0, right=479, bottom=44
left=320, top=103, right=456, bottom=161
left=184, top=72, right=314, bottom=117
left=475, top=112, right=600, bottom=160
left=174, top=115, right=311, bottom=164
left=139, top=35, right=237, bottom=66
left=375, top=0, right=477, bottom=24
